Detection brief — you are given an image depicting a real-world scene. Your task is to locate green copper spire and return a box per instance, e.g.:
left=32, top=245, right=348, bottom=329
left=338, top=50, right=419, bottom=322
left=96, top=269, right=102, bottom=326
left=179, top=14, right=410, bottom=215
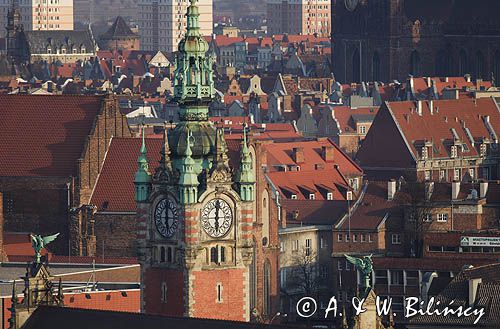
left=173, top=0, right=215, bottom=120
left=179, top=129, right=199, bottom=204
left=236, top=124, right=255, bottom=201
left=134, top=127, right=152, bottom=202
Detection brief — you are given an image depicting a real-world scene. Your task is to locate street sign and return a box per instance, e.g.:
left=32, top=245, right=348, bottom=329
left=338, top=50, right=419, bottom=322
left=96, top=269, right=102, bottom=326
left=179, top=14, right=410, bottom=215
left=460, top=236, right=500, bottom=247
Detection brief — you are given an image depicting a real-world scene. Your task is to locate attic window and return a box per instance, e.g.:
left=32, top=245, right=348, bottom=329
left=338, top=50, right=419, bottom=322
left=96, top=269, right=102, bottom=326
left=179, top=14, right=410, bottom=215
left=327, top=192, right=333, bottom=200
left=309, top=194, right=315, bottom=200
left=73, top=48, right=77, bottom=54
left=451, top=145, right=458, bottom=158
left=346, top=191, right=353, bottom=201
left=47, top=47, right=52, bottom=54
left=461, top=144, right=470, bottom=153
left=480, top=143, right=487, bottom=156
left=291, top=194, right=298, bottom=200
left=421, top=146, right=428, bottom=160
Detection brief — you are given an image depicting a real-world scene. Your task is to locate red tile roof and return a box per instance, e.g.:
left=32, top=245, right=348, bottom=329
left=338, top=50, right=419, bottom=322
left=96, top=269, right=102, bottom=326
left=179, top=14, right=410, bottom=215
left=0, top=95, right=103, bottom=177
left=282, top=200, right=348, bottom=225
left=386, top=98, right=500, bottom=159
left=329, top=106, right=379, bottom=133
left=90, top=138, right=163, bottom=212
left=264, top=138, right=363, bottom=176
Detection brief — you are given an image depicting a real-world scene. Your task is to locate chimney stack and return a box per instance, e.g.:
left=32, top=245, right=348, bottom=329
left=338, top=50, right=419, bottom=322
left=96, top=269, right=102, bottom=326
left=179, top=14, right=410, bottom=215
left=429, top=100, right=434, bottom=115
left=480, top=181, right=489, bottom=198
left=388, top=180, right=397, bottom=201
left=417, top=100, right=423, bottom=116
left=452, top=181, right=461, bottom=200
left=292, top=147, right=305, bottom=164
left=321, top=146, right=335, bottom=162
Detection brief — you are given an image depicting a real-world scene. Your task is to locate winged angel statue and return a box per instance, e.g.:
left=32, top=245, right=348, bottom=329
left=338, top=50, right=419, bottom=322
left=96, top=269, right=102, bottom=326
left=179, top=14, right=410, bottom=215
left=345, top=254, right=373, bottom=289
left=30, top=233, right=60, bottom=263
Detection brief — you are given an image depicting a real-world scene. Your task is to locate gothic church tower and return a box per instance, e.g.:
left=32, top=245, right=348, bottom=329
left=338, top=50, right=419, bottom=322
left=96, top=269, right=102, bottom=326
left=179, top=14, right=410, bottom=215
left=135, top=0, right=255, bottom=321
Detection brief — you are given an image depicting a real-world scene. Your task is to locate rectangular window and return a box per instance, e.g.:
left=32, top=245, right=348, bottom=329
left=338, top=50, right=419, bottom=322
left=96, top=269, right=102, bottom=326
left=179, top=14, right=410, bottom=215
left=320, top=265, right=328, bottom=279
left=375, top=270, right=388, bottom=284
left=345, top=234, right=350, bottom=242
left=451, top=145, right=458, bottom=158
left=392, top=234, right=401, bottom=245
left=437, top=213, right=448, bottom=222
left=454, top=169, right=461, bottom=181
left=425, top=170, right=431, bottom=181
left=327, top=192, right=333, bottom=200
left=390, top=270, right=403, bottom=285
left=406, top=271, right=419, bottom=286
left=338, top=260, right=343, bottom=271
left=345, top=260, right=350, bottom=271
left=424, top=214, right=433, bottom=222
left=361, top=234, right=366, bottom=243
left=359, top=126, right=366, bottom=134
left=469, top=168, right=475, bottom=180
left=216, top=283, right=223, bottom=303
left=338, top=234, right=343, bottom=242
left=320, top=237, right=327, bottom=249
left=305, top=239, right=312, bottom=256
left=352, top=234, right=358, bottom=243
left=280, top=241, right=285, bottom=252
left=440, top=170, right=446, bottom=181
left=369, top=234, right=373, bottom=243
left=292, top=240, right=299, bottom=252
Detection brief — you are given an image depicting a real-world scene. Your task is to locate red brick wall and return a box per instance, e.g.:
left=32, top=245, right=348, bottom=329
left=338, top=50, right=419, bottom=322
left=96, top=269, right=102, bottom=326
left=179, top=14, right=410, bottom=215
left=191, top=268, right=246, bottom=321
left=144, top=268, right=184, bottom=317
left=94, top=213, right=137, bottom=258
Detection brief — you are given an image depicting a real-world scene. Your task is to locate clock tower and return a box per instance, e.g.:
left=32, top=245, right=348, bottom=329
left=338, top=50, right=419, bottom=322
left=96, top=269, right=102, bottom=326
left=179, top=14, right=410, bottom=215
left=135, top=0, right=255, bottom=321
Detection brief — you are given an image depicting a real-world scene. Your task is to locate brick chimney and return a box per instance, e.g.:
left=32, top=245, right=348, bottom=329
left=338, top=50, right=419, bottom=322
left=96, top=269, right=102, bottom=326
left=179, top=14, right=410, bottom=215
left=321, top=146, right=334, bottom=162
left=388, top=180, right=397, bottom=201
left=292, top=147, right=305, bottom=164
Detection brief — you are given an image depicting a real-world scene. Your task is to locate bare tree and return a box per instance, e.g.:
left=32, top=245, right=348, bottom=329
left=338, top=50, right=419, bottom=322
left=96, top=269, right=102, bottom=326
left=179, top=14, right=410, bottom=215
left=285, top=247, right=324, bottom=297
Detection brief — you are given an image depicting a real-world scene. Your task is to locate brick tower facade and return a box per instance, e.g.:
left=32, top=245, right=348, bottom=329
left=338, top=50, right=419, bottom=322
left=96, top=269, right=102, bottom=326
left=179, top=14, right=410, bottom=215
left=135, top=0, right=255, bottom=321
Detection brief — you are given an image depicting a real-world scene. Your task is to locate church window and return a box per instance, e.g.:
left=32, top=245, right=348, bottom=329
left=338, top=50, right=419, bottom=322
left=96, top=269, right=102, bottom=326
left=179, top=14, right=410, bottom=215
left=410, top=50, right=421, bottom=77
left=476, top=51, right=485, bottom=80
left=210, top=247, right=217, bottom=263
left=493, top=51, right=500, bottom=85
left=372, top=52, right=380, bottom=81
left=167, top=247, right=172, bottom=263
left=263, top=261, right=271, bottom=315
left=352, top=48, right=360, bottom=83
left=459, top=49, right=468, bottom=76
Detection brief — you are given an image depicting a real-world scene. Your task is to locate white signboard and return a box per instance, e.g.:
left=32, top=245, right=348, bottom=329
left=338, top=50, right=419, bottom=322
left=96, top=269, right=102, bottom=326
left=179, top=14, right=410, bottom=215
left=460, top=236, right=500, bottom=247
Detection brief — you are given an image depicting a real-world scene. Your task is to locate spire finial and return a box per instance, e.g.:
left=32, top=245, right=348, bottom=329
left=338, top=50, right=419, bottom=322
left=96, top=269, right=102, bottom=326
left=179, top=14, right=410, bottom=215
left=140, top=125, right=147, bottom=154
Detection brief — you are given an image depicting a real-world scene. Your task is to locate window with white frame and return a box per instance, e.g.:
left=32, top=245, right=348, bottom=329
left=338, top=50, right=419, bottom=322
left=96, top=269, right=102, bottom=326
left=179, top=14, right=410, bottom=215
left=338, top=234, right=343, bottom=242
left=338, top=260, right=343, bottom=270
left=361, top=234, right=366, bottom=242
left=345, top=234, right=350, bottom=242
left=292, top=240, right=299, bottom=251
left=305, top=239, right=312, bottom=256
left=345, top=260, right=350, bottom=271
left=280, top=241, right=285, bottom=252
left=327, top=192, right=333, bottom=200
left=320, top=237, right=327, bottom=249
left=425, top=170, right=431, bottom=181
left=451, top=145, right=458, bottom=158
left=454, top=169, right=461, bottom=181
left=352, top=234, right=358, bottom=242
left=320, top=265, right=328, bottom=279
left=469, top=168, right=475, bottom=180
left=359, top=126, right=366, bottom=134
left=440, top=170, right=446, bottom=181
left=437, top=213, right=448, bottom=222
left=424, top=213, right=433, bottom=222
left=309, top=193, right=315, bottom=200
left=392, top=234, right=402, bottom=245
left=369, top=234, right=373, bottom=243
left=421, top=146, right=428, bottom=159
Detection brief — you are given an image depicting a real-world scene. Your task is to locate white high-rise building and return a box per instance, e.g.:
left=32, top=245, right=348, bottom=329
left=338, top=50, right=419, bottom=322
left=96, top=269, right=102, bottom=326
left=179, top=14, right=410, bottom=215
left=139, top=0, right=213, bottom=53
left=0, top=0, right=74, bottom=37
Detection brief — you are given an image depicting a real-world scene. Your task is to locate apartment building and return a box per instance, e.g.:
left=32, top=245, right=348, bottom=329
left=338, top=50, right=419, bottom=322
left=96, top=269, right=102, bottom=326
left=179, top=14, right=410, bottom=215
left=0, top=0, right=74, bottom=37
left=267, top=0, right=330, bottom=37
left=138, top=0, right=212, bottom=53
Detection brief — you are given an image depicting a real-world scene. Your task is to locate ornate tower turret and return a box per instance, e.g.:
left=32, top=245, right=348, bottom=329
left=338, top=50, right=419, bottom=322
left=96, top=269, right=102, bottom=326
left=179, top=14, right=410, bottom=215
left=178, top=130, right=199, bottom=204
left=236, top=125, right=255, bottom=201
left=134, top=128, right=152, bottom=202
left=6, top=0, right=22, bottom=61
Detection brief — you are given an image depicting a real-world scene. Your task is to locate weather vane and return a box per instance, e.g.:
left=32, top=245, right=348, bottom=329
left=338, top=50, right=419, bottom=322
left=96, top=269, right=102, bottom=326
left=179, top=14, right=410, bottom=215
left=30, top=233, right=60, bottom=263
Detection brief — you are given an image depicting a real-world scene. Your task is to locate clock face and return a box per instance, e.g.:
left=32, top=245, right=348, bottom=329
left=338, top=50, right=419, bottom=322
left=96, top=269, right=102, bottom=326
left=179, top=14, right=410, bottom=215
left=201, top=199, right=233, bottom=238
left=154, top=198, right=179, bottom=238
left=345, top=0, right=359, bottom=11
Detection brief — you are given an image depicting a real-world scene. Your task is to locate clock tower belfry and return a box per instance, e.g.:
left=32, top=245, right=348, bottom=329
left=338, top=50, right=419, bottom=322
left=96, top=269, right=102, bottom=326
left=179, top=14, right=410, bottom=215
left=135, top=0, right=255, bottom=321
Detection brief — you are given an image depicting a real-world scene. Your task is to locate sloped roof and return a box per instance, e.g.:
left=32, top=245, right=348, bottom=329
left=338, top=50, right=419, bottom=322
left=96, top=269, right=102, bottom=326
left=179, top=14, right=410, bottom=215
left=90, top=138, right=163, bottom=212
left=24, top=30, right=95, bottom=54
left=281, top=199, right=348, bottom=225
left=101, top=16, right=138, bottom=39
left=387, top=98, right=500, bottom=159
left=0, top=95, right=103, bottom=177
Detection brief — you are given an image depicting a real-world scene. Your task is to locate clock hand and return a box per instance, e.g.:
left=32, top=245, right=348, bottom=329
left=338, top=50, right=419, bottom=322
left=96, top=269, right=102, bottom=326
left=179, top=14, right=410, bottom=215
left=214, top=200, right=220, bottom=233
left=165, top=208, right=170, bottom=233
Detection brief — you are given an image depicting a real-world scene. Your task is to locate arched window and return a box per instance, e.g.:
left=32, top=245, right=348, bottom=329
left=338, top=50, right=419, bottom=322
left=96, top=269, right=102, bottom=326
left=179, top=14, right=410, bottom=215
left=372, top=52, right=380, bottom=81
left=410, top=50, right=421, bottom=77
left=161, top=282, right=167, bottom=303
left=263, top=261, right=271, bottom=315
left=435, top=49, right=449, bottom=77
left=167, top=247, right=172, bottom=263
left=160, top=247, right=166, bottom=263
left=220, top=247, right=225, bottom=263
left=262, top=190, right=270, bottom=246
left=458, top=49, right=468, bottom=76
left=352, top=48, right=360, bottom=83
left=476, top=51, right=485, bottom=79
left=210, top=247, right=217, bottom=263
left=494, top=51, right=500, bottom=86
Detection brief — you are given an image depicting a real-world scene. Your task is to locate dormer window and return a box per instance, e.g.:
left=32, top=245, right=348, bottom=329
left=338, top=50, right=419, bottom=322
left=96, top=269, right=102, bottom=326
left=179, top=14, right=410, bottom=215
left=309, top=194, right=315, bottom=200
left=47, top=46, right=52, bottom=54
left=61, top=47, right=67, bottom=54
left=81, top=46, right=86, bottom=53
left=291, top=194, right=297, bottom=200
left=421, top=146, right=428, bottom=160
left=346, top=191, right=353, bottom=201
left=451, top=145, right=458, bottom=158
left=327, top=192, right=333, bottom=200
left=480, top=143, right=487, bottom=156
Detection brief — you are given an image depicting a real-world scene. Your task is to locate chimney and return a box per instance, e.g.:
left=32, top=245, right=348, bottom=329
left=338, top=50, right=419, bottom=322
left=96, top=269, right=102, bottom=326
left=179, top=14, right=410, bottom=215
left=465, top=74, right=471, bottom=83
left=468, top=278, right=482, bottom=306
left=452, top=181, right=461, bottom=200
left=292, top=147, right=305, bottom=164
left=429, top=100, right=434, bottom=115
left=426, top=77, right=431, bottom=86
left=388, top=180, right=397, bottom=201
left=321, top=146, right=334, bottom=162
left=417, top=100, right=423, bottom=116
left=480, top=181, right=489, bottom=198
